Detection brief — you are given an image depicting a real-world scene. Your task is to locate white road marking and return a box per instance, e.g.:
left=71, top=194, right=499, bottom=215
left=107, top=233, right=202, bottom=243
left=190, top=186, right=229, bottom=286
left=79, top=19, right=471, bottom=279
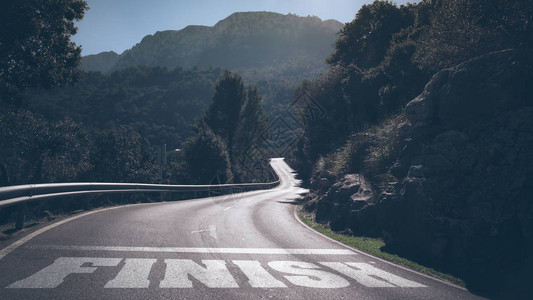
left=191, top=229, right=211, bottom=234
left=7, top=257, right=121, bottom=289
left=105, top=258, right=156, bottom=288
left=233, top=260, right=287, bottom=288
left=191, top=225, right=217, bottom=240
left=6, top=257, right=428, bottom=289
left=160, top=259, right=239, bottom=288
left=268, top=261, right=350, bottom=288
left=26, top=245, right=356, bottom=255
left=209, top=225, right=217, bottom=239
left=320, top=262, right=427, bottom=288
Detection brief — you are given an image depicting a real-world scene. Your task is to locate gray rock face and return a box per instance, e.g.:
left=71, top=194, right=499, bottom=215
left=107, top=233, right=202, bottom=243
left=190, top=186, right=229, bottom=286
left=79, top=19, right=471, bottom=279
left=389, top=49, right=533, bottom=293
left=315, top=174, right=375, bottom=233
left=311, top=49, right=533, bottom=295
left=406, top=49, right=533, bottom=130
left=437, top=50, right=533, bottom=129
left=309, top=49, right=533, bottom=295
left=405, top=70, right=448, bottom=128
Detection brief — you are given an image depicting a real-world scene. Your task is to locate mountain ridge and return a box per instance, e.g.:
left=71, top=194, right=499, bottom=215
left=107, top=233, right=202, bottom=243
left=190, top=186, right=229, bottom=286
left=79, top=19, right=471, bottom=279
left=80, top=11, right=343, bottom=74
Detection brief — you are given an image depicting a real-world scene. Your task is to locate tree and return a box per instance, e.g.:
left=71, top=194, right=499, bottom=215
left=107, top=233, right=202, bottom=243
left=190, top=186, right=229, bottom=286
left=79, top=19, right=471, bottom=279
left=39, top=117, right=92, bottom=183
left=0, top=109, right=91, bottom=184
left=0, top=0, right=88, bottom=104
left=232, top=85, right=270, bottom=181
left=90, top=126, right=161, bottom=183
left=233, top=86, right=269, bottom=150
left=327, top=0, right=413, bottom=69
left=182, top=123, right=233, bottom=184
left=0, top=109, right=50, bottom=184
left=203, top=71, right=245, bottom=153
left=179, top=72, right=271, bottom=183
left=414, top=0, right=533, bottom=72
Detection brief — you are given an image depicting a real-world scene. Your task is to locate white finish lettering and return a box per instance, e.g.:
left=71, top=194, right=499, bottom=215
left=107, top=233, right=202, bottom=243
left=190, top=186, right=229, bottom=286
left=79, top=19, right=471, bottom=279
left=160, top=259, right=238, bottom=288
left=320, top=262, right=427, bottom=288
left=105, top=258, right=156, bottom=288
left=268, top=261, right=349, bottom=288
left=7, top=257, right=121, bottom=289
left=232, top=260, right=287, bottom=288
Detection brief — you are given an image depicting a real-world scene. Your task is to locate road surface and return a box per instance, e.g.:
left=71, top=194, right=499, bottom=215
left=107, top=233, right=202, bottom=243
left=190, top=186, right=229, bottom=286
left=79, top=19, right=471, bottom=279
left=0, top=158, right=483, bottom=299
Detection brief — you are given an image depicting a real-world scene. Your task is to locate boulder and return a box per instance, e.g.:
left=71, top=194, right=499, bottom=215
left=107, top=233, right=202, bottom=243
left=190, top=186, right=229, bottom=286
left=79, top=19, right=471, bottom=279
left=315, top=174, right=375, bottom=233
left=405, top=69, right=448, bottom=128
left=438, top=50, right=533, bottom=129
left=406, top=49, right=533, bottom=131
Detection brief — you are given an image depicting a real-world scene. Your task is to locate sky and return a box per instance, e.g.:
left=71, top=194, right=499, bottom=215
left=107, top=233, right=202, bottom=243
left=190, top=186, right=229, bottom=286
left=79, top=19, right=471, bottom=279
left=72, top=0, right=414, bottom=56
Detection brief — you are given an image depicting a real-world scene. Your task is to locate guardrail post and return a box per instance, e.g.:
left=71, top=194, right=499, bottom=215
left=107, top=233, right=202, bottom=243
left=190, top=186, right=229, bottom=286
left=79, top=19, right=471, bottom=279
left=16, top=203, right=26, bottom=230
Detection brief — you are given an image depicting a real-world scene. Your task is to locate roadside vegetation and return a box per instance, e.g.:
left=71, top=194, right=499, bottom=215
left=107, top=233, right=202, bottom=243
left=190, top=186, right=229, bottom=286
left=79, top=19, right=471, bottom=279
left=290, top=0, right=532, bottom=297
left=297, top=207, right=465, bottom=287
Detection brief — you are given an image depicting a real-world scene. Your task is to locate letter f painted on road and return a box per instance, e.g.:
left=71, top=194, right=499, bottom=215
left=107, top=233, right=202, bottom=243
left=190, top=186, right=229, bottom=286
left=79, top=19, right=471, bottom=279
left=7, top=257, right=122, bottom=289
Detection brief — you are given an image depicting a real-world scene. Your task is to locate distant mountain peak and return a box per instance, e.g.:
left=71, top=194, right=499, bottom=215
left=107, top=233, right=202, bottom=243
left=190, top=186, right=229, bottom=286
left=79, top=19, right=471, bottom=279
left=80, top=12, right=343, bottom=74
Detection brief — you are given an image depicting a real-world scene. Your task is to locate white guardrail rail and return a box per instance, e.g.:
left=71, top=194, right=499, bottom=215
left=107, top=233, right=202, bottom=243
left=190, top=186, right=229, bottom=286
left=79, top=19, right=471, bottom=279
left=0, top=177, right=280, bottom=230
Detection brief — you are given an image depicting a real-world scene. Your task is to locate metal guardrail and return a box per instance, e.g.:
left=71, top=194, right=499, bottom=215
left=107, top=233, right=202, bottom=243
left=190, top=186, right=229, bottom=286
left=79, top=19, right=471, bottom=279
left=0, top=177, right=280, bottom=230
left=0, top=181, right=280, bottom=209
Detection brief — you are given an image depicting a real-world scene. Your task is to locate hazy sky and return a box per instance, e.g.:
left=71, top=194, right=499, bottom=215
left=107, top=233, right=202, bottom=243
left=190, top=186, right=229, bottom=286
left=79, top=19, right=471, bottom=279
left=72, top=0, right=415, bottom=56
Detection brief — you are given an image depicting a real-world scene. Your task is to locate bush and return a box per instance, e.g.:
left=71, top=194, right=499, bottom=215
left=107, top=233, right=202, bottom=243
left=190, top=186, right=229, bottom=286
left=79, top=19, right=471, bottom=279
left=182, top=124, right=233, bottom=184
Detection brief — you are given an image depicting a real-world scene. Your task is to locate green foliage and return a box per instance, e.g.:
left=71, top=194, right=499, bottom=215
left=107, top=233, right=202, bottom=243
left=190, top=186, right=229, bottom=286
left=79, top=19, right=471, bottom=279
left=19, top=67, right=271, bottom=186
left=182, top=124, right=232, bottom=184
left=0, top=0, right=88, bottom=103
left=312, top=113, right=404, bottom=185
left=204, top=71, right=245, bottom=151
left=0, top=109, right=91, bottom=185
left=296, top=68, right=352, bottom=163
left=90, top=126, right=161, bottom=183
left=359, top=114, right=404, bottom=178
left=232, top=85, right=270, bottom=182
left=294, top=0, right=533, bottom=179
left=414, top=0, right=533, bottom=73
left=295, top=2, right=533, bottom=294
left=0, top=108, right=162, bottom=186
left=178, top=72, right=271, bottom=184
left=79, top=12, right=342, bottom=125
left=328, top=0, right=413, bottom=68
left=40, top=118, right=92, bottom=183
left=0, top=109, right=50, bottom=184
left=25, top=66, right=223, bottom=149
left=297, top=209, right=465, bottom=287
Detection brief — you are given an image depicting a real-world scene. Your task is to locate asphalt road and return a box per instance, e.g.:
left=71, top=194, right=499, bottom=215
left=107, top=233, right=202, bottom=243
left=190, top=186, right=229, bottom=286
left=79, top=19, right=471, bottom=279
left=0, top=158, right=484, bottom=299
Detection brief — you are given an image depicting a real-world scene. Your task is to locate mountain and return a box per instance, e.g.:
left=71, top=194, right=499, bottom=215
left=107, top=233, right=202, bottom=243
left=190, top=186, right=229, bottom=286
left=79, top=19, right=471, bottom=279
left=80, top=51, right=119, bottom=73
left=80, top=12, right=343, bottom=76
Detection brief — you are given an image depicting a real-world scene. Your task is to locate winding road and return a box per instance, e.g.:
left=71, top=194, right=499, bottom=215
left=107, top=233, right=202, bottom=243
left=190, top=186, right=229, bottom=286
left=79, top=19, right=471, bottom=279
left=0, top=158, right=483, bottom=299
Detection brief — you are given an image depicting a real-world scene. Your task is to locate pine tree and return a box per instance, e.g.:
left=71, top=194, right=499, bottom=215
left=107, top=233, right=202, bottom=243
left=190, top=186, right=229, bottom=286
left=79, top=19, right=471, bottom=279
left=203, top=71, right=245, bottom=154
left=232, top=86, right=269, bottom=181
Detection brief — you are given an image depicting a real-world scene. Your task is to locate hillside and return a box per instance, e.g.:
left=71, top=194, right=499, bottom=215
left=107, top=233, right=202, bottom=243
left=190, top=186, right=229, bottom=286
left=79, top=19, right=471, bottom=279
left=80, top=51, right=119, bottom=73
left=80, top=12, right=343, bottom=78
left=24, top=67, right=224, bottom=150
left=292, top=0, right=533, bottom=298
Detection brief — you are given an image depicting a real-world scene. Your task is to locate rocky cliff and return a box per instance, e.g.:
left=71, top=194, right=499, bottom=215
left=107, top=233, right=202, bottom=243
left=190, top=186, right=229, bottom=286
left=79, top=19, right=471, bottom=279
left=308, top=49, right=533, bottom=297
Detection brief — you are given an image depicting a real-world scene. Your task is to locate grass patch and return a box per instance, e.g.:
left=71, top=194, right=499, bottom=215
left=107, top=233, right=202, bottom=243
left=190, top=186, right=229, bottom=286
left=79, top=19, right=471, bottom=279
left=297, top=207, right=465, bottom=287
